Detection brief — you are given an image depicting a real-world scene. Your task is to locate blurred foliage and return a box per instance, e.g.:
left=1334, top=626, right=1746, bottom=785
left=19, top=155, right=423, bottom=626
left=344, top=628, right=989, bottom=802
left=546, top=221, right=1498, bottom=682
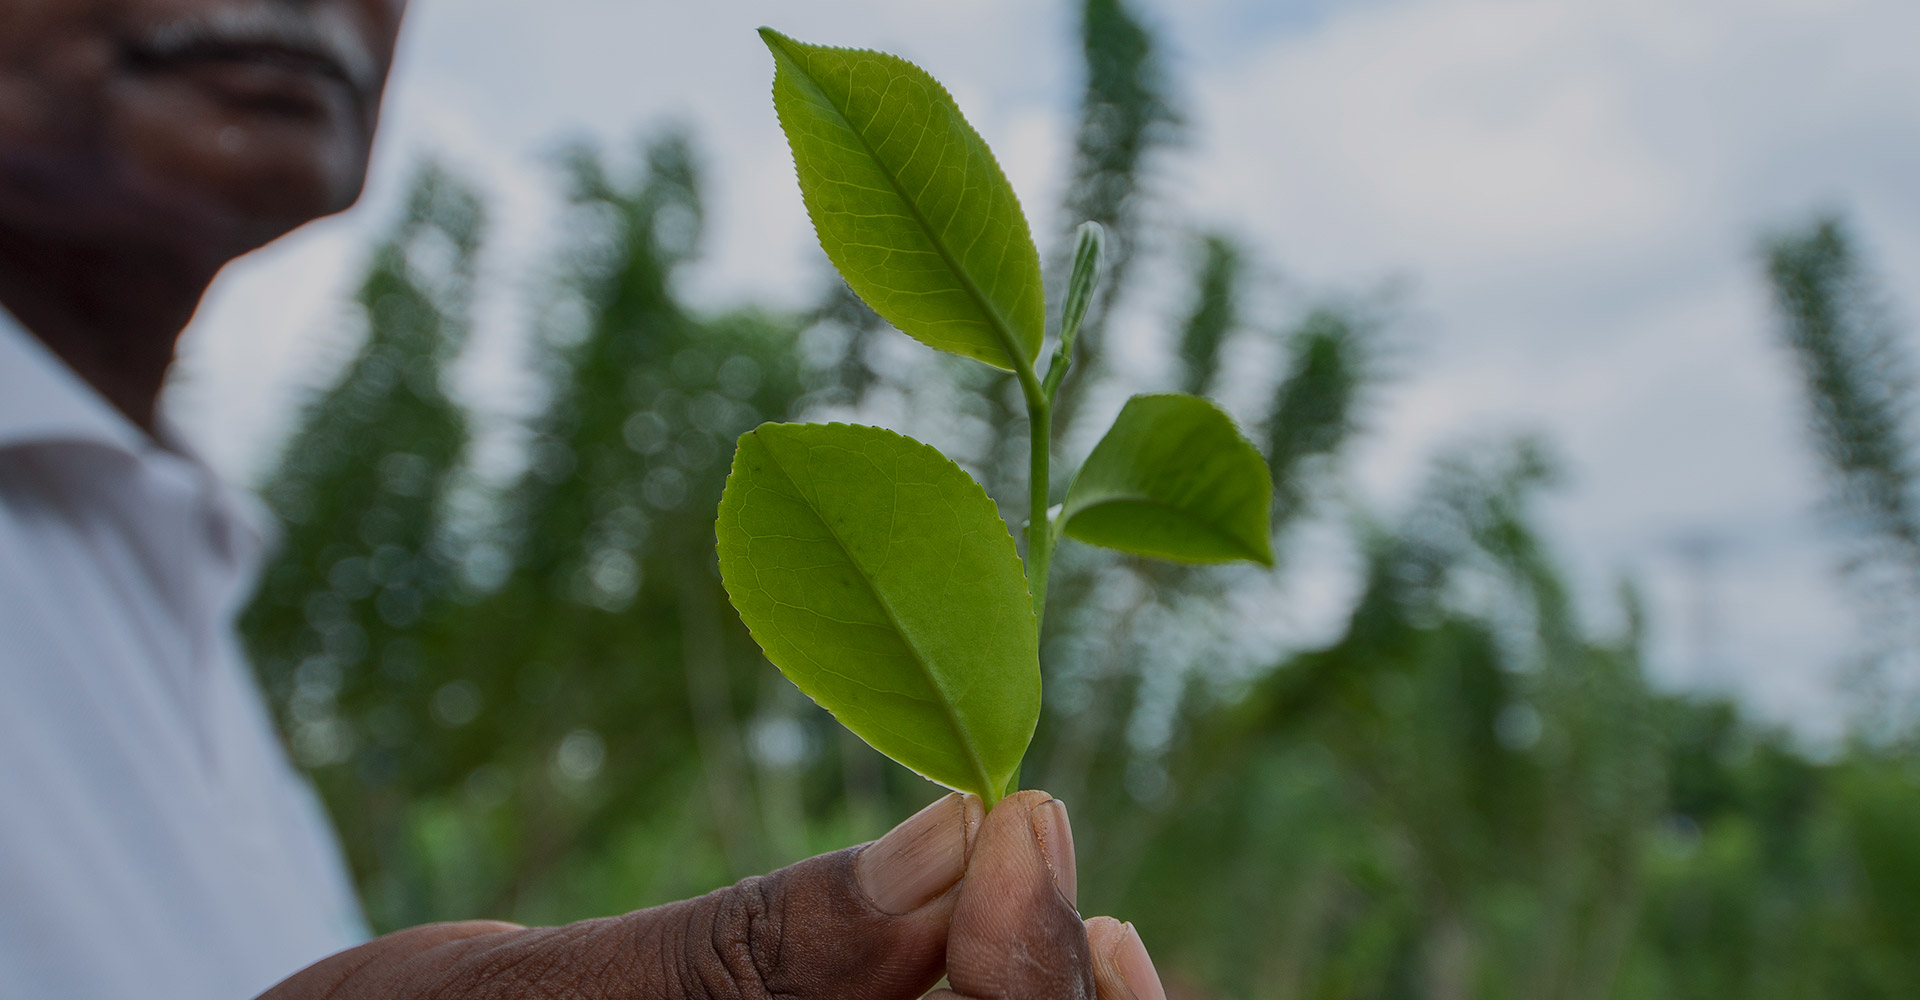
left=1176, top=235, right=1242, bottom=398
left=1766, top=219, right=1920, bottom=568
left=242, top=3, right=1920, bottom=997
left=1764, top=217, right=1920, bottom=738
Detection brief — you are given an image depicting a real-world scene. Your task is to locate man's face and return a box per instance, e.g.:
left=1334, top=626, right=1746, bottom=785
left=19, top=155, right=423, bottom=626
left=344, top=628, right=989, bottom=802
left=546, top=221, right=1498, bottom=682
left=0, top=0, right=405, bottom=258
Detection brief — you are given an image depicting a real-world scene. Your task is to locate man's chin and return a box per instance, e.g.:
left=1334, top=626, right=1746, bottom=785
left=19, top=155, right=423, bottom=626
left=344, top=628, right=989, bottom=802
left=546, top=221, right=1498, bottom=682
left=113, top=164, right=365, bottom=261
left=107, top=79, right=374, bottom=251
left=117, top=145, right=368, bottom=258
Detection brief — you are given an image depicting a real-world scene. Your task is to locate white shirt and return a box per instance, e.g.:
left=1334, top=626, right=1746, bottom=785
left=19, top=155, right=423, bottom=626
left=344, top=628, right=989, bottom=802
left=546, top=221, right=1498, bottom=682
left=0, top=308, right=364, bottom=998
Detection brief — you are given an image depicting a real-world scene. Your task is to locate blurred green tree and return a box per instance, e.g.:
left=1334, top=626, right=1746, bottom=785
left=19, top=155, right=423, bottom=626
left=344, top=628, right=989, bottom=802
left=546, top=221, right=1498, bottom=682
left=1765, top=216, right=1920, bottom=739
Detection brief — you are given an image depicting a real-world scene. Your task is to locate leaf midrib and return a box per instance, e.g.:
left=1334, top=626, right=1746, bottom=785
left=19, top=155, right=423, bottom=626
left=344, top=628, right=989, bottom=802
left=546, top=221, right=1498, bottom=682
left=756, top=432, right=998, bottom=797
left=773, top=38, right=1031, bottom=375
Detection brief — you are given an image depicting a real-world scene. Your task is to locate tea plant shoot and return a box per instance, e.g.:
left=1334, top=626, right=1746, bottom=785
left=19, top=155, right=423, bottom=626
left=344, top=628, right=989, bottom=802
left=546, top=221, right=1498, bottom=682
left=716, top=29, right=1274, bottom=809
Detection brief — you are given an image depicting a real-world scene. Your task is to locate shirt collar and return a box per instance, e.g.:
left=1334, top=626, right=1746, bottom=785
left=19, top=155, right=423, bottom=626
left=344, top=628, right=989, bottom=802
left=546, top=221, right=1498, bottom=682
left=0, top=302, right=273, bottom=573
left=0, top=303, right=154, bottom=456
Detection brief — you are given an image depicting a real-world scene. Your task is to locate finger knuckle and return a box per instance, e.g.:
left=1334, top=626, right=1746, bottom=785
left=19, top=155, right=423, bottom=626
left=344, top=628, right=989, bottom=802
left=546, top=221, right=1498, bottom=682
left=673, top=875, right=786, bottom=1000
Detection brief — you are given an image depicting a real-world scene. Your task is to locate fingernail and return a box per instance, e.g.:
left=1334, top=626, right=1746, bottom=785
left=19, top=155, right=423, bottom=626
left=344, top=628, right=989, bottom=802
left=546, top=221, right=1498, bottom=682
left=856, top=793, right=981, bottom=914
left=1113, top=923, right=1167, bottom=1000
left=1029, top=797, right=1077, bottom=906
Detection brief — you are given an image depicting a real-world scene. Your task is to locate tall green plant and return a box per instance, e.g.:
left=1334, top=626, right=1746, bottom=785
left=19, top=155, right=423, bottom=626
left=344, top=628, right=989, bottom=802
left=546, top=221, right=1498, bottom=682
left=1765, top=215, right=1920, bottom=733
left=244, top=163, right=481, bottom=781
left=1266, top=306, right=1379, bottom=530
left=1175, top=235, right=1243, bottom=397
left=1765, top=217, right=1920, bottom=580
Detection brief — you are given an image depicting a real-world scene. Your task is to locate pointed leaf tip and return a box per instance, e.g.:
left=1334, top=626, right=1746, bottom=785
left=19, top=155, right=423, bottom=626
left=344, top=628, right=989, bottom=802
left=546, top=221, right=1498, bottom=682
left=757, top=26, right=793, bottom=55
left=759, top=30, right=1045, bottom=373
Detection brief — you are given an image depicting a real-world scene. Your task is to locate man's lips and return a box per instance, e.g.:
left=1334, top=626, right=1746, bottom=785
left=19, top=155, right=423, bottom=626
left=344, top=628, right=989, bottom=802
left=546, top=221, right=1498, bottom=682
left=147, top=39, right=355, bottom=85
left=125, top=41, right=363, bottom=117
left=122, top=6, right=381, bottom=118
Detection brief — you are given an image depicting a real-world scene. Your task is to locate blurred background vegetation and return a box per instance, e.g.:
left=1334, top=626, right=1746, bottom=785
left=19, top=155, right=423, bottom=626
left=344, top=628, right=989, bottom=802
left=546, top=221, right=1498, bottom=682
left=239, top=1, right=1920, bottom=996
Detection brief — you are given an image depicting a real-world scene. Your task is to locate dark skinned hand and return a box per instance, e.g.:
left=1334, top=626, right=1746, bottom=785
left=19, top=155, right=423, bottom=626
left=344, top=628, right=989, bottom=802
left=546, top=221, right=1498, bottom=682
left=258, top=790, right=1166, bottom=1000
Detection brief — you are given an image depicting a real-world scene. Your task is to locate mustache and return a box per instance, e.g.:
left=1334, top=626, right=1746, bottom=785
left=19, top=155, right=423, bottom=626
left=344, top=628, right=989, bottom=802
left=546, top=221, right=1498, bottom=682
left=139, top=5, right=382, bottom=95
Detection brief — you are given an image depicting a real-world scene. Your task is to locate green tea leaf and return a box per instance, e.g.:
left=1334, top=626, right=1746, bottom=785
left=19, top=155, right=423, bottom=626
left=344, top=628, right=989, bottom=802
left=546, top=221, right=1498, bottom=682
left=1062, top=394, right=1276, bottom=566
left=716, top=421, right=1040, bottom=803
left=761, top=28, right=1045, bottom=372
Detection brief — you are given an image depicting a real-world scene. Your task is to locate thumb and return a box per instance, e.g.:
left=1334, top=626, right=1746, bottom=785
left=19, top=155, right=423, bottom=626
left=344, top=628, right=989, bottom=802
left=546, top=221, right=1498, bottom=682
left=943, top=790, right=1097, bottom=1000
left=628, top=790, right=983, bottom=1000
left=604, top=789, right=983, bottom=1000
left=261, top=792, right=982, bottom=1000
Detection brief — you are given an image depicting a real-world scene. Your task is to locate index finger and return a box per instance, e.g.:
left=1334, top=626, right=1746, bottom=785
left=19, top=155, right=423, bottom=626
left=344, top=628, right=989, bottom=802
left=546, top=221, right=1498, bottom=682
left=1085, top=916, right=1168, bottom=1000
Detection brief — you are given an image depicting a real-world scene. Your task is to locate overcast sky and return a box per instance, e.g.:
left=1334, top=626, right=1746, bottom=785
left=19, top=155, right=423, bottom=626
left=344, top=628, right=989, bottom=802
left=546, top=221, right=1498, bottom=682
left=165, top=0, right=1920, bottom=742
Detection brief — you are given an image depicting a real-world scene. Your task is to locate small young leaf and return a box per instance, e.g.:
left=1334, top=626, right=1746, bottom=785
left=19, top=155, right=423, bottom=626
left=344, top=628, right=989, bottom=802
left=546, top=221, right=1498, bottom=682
left=1060, top=221, right=1107, bottom=349
left=1061, top=394, right=1276, bottom=566
left=1043, top=221, right=1107, bottom=400
left=761, top=28, right=1046, bottom=372
left=716, top=421, right=1040, bottom=804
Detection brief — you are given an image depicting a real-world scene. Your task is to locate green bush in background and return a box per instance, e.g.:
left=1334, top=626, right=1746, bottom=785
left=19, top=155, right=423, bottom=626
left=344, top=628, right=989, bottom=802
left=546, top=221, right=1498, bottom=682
left=241, top=2, right=1920, bottom=997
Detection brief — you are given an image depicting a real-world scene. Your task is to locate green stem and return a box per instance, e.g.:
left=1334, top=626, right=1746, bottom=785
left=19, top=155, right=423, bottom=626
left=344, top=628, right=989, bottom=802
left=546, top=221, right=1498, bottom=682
left=1005, top=224, right=1104, bottom=797
left=998, top=354, right=1052, bottom=631
left=1028, top=224, right=1105, bottom=627
left=1027, top=388, right=1054, bottom=632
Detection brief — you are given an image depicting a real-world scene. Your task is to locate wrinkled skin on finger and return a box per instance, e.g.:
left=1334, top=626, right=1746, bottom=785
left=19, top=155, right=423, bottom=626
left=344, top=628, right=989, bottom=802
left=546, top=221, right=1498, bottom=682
left=262, top=803, right=966, bottom=1000
left=260, top=790, right=1166, bottom=1000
